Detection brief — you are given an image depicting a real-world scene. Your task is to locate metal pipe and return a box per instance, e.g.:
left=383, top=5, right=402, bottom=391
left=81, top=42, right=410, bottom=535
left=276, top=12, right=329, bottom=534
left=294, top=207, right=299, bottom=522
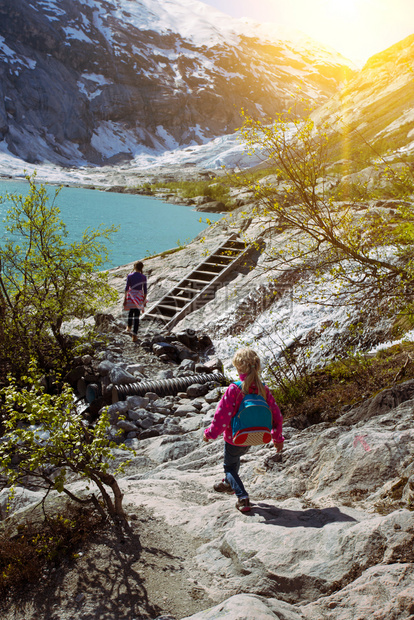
left=112, top=372, right=226, bottom=403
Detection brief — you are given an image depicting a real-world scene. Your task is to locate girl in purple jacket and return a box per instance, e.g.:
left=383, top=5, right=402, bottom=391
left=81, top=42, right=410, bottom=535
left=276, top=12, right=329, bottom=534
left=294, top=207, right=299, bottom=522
left=124, top=261, right=147, bottom=342
left=204, top=348, right=284, bottom=512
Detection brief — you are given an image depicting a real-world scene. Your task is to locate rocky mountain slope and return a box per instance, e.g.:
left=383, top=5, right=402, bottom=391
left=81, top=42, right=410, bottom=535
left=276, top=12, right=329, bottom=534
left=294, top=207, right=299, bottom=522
left=0, top=0, right=354, bottom=166
left=312, top=34, right=414, bottom=161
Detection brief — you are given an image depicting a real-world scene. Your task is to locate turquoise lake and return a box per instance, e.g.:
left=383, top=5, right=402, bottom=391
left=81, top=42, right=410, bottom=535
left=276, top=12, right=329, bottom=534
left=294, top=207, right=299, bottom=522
left=0, top=179, right=222, bottom=269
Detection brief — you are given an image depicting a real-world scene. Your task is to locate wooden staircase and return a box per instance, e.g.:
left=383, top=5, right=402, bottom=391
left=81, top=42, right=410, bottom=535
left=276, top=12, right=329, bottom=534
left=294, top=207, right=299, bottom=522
left=144, top=234, right=250, bottom=330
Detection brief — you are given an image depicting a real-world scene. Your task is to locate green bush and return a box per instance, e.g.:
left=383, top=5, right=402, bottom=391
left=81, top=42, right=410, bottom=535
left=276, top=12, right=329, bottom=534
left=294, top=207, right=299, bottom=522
left=137, top=179, right=232, bottom=206
left=0, top=174, right=118, bottom=379
left=0, top=368, right=129, bottom=521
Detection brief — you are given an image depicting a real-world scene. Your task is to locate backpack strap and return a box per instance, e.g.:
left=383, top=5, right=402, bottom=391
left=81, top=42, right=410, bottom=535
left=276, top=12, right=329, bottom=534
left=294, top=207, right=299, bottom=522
left=234, top=380, right=270, bottom=404
left=232, top=381, right=245, bottom=417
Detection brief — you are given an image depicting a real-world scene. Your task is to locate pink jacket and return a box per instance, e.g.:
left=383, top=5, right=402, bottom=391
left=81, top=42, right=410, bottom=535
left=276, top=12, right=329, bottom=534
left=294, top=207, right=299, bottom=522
left=204, top=375, right=284, bottom=445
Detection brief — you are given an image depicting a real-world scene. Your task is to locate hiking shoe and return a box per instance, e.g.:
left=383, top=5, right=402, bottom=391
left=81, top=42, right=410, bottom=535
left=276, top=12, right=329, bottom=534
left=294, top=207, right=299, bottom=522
left=235, top=497, right=251, bottom=512
left=213, top=479, right=234, bottom=494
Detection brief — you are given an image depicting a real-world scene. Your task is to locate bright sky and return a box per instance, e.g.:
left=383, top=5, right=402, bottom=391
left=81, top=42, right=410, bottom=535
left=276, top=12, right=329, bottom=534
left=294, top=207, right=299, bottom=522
left=201, top=0, right=414, bottom=66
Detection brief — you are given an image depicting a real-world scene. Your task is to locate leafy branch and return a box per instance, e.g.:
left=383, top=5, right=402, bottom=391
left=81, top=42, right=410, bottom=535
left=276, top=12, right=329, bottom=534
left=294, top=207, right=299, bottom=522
left=0, top=367, right=130, bottom=523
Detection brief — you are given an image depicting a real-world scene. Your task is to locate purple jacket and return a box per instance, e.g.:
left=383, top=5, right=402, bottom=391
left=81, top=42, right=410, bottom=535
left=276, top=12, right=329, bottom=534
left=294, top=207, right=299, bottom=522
left=125, top=271, right=147, bottom=295
left=204, top=374, right=284, bottom=445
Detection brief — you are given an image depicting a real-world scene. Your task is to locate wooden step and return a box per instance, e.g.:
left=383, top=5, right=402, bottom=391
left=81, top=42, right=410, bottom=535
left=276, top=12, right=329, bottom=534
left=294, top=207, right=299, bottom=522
left=185, top=277, right=213, bottom=285
left=144, top=234, right=251, bottom=328
left=207, top=253, right=233, bottom=260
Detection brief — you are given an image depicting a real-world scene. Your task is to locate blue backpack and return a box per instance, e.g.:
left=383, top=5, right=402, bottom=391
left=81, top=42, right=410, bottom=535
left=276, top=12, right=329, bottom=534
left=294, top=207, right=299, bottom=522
left=231, top=381, right=273, bottom=446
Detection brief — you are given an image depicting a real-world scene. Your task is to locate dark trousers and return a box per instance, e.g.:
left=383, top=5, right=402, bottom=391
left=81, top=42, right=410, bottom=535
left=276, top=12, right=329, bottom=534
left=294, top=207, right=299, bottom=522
left=128, top=308, right=140, bottom=334
left=224, top=442, right=250, bottom=498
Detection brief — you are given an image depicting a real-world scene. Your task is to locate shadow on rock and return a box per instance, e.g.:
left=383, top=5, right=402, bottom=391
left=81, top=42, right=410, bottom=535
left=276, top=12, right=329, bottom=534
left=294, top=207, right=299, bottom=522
left=251, top=503, right=358, bottom=528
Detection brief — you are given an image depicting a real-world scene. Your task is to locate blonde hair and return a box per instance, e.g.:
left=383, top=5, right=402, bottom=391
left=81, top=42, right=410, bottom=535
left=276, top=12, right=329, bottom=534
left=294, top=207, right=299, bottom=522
left=232, top=348, right=266, bottom=399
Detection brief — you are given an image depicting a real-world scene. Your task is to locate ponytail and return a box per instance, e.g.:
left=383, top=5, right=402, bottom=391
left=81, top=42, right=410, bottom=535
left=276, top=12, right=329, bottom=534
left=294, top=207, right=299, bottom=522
left=232, top=348, right=266, bottom=399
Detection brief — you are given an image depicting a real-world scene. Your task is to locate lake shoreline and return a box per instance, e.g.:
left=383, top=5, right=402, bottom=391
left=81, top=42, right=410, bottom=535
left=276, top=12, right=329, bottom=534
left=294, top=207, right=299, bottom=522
left=0, top=178, right=223, bottom=270
left=0, top=158, right=226, bottom=191
left=0, top=165, right=231, bottom=214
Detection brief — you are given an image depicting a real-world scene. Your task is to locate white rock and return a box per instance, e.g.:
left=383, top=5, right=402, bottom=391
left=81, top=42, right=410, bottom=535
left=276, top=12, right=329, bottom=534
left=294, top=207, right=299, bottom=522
left=179, top=416, right=203, bottom=433
left=301, top=563, right=414, bottom=620
left=182, top=593, right=305, bottom=620
left=173, top=404, right=199, bottom=416
left=0, top=487, right=45, bottom=520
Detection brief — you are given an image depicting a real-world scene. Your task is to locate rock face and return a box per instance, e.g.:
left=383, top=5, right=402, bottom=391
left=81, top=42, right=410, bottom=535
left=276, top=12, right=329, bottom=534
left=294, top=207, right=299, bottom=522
left=0, top=0, right=355, bottom=165
left=123, top=375, right=414, bottom=619
left=312, top=33, right=414, bottom=156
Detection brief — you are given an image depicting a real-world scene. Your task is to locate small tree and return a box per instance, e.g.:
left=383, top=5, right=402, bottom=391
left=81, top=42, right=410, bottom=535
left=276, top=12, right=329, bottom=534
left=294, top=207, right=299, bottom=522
left=238, top=110, right=414, bottom=313
left=0, top=369, right=128, bottom=522
left=0, top=174, right=118, bottom=378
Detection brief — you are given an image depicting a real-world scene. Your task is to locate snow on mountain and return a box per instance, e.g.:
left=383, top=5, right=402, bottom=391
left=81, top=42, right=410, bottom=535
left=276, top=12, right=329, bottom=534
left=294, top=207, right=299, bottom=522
left=0, top=127, right=259, bottom=186
left=0, top=0, right=356, bottom=169
left=70, top=0, right=355, bottom=68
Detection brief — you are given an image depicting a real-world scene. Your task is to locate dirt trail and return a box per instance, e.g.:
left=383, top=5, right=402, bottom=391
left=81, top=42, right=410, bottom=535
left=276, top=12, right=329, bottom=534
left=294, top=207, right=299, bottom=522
left=2, top=502, right=214, bottom=620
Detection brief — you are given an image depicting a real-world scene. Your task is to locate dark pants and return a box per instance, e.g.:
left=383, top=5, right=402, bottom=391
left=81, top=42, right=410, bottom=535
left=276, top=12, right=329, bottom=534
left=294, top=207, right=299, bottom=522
left=224, top=442, right=250, bottom=498
left=128, top=308, right=140, bottom=334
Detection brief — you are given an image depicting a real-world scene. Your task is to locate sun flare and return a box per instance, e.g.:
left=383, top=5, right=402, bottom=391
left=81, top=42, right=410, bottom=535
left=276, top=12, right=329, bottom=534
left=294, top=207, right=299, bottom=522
left=308, top=0, right=378, bottom=63
left=326, top=0, right=360, bottom=20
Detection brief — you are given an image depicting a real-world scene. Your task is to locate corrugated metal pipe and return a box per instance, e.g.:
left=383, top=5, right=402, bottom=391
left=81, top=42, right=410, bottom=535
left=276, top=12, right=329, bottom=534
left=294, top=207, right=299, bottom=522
left=111, top=372, right=226, bottom=403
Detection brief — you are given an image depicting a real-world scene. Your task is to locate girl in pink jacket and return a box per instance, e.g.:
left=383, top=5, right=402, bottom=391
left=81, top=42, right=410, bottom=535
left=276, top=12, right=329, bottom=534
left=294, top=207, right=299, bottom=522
left=204, top=348, right=284, bottom=512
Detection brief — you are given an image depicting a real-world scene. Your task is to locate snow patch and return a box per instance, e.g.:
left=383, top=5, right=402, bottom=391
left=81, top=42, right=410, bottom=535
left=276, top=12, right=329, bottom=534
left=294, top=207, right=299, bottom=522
left=81, top=73, right=112, bottom=86
left=0, top=36, right=37, bottom=73
left=91, top=121, right=150, bottom=157
left=78, top=73, right=112, bottom=99
left=156, top=126, right=180, bottom=151
left=36, top=0, right=65, bottom=18
left=63, top=27, right=94, bottom=44
left=0, top=36, right=18, bottom=62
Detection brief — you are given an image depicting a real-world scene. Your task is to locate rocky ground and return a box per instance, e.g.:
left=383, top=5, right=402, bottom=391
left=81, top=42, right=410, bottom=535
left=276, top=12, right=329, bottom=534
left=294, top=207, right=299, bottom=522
left=1, top=319, right=414, bottom=620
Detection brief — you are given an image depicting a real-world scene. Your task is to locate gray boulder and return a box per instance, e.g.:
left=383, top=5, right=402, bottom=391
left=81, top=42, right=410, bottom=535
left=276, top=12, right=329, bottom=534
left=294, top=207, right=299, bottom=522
left=142, top=434, right=201, bottom=463
left=337, top=379, right=414, bottom=426
left=97, top=360, right=115, bottom=376
left=180, top=359, right=196, bottom=372
left=173, top=404, right=199, bottom=417
left=152, top=342, right=179, bottom=361
left=178, top=416, right=204, bottom=433
left=0, top=487, right=46, bottom=520
left=195, top=201, right=226, bottom=213
left=125, top=363, right=146, bottom=375
left=116, top=420, right=138, bottom=432
left=128, top=408, right=148, bottom=422
left=104, top=401, right=129, bottom=423
left=108, top=366, right=137, bottom=385
left=205, top=388, right=222, bottom=404
left=139, top=412, right=166, bottom=429
left=126, top=395, right=150, bottom=409
left=187, top=383, right=209, bottom=398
